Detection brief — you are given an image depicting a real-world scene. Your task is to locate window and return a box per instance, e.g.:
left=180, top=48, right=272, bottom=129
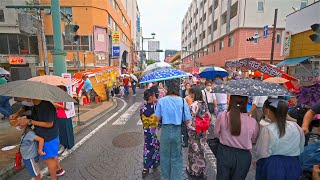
left=63, top=35, right=90, bottom=50
left=221, top=12, right=227, bottom=25
left=115, top=24, right=118, bottom=31
left=80, top=36, right=90, bottom=50
left=230, top=2, right=238, bottom=19
left=208, top=25, right=212, bottom=35
left=8, top=34, right=19, bottom=54
left=199, top=17, right=202, bottom=25
left=203, top=13, right=206, bottom=22
left=108, top=14, right=114, bottom=28
left=257, top=0, right=264, bottom=12
left=196, top=22, right=198, bottom=30
left=209, top=5, right=213, bottom=15
left=300, top=0, right=308, bottom=9
left=276, top=33, right=281, bottom=44
left=219, top=39, right=224, bottom=50
left=113, top=0, right=117, bottom=9
left=18, top=35, right=29, bottom=53
left=202, top=30, right=206, bottom=40
left=61, top=7, right=72, bottom=15
left=204, top=0, right=207, bottom=5
left=212, top=44, right=216, bottom=52
left=214, top=0, right=219, bottom=10
left=213, top=20, right=218, bottom=31
left=254, top=32, right=259, bottom=44
left=228, top=34, right=234, bottom=47
left=0, top=34, right=9, bottom=54
left=0, top=10, right=4, bottom=22
left=46, top=35, right=54, bottom=50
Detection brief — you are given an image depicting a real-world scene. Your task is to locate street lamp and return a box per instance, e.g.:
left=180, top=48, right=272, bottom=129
left=140, top=32, right=157, bottom=70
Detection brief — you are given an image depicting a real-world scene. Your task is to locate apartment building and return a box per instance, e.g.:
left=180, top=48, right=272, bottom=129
left=181, top=0, right=305, bottom=72
left=148, top=41, right=160, bottom=61
left=121, top=0, right=141, bottom=72
left=38, top=0, right=132, bottom=74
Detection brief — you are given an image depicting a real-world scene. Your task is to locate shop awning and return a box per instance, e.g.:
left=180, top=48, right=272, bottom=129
left=276, top=56, right=312, bottom=67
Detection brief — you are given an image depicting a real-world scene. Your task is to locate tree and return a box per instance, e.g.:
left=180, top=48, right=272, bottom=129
left=146, top=59, right=156, bottom=66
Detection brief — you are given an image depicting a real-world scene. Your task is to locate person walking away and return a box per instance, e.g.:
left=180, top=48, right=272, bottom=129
left=140, top=89, right=160, bottom=177
left=52, top=86, right=75, bottom=156
left=186, top=86, right=211, bottom=178
left=155, top=79, right=191, bottom=180
left=119, top=82, right=125, bottom=98
left=185, top=86, right=196, bottom=107
left=202, top=81, right=218, bottom=123
left=150, top=82, right=160, bottom=99
left=0, top=77, right=11, bottom=120
left=123, top=76, right=130, bottom=96
left=10, top=99, right=65, bottom=179
left=213, top=77, right=229, bottom=115
left=214, top=95, right=259, bottom=180
left=254, top=98, right=305, bottom=180
left=11, top=117, right=45, bottom=180
left=131, top=78, right=137, bottom=96
left=158, top=82, right=167, bottom=99
left=249, top=96, right=268, bottom=122
left=82, top=75, right=93, bottom=104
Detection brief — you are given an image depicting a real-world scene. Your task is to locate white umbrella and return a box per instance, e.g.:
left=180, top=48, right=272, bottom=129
left=120, top=74, right=130, bottom=78
left=142, top=62, right=172, bottom=76
left=130, top=74, right=138, bottom=82
left=0, top=67, right=10, bottom=75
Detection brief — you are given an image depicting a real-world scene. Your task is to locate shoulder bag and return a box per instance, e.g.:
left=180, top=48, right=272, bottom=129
left=181, top=98, right=188, bottom=147
left=204, top=90, right=215, bottom=114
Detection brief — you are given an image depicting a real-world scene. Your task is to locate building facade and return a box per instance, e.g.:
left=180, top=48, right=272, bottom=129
left=148, top=41, right=160, bottom=61
left=39, top=0, right=132, bottom=74
left=181, top=0, right=305, bottom=72
left=0, top=0, right=39, bottom=76
left=278, top=1, right=320, bottom=83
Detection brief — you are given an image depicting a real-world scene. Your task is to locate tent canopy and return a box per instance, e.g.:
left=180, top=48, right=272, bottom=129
left=276, top=56, right=312, bottom=67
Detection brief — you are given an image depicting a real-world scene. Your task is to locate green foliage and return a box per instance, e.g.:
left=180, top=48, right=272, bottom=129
left=146, top=59, right=156, bottom=65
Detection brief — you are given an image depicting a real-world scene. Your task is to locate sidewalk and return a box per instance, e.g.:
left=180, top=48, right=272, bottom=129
left=0, top=100, right=115, bottom=180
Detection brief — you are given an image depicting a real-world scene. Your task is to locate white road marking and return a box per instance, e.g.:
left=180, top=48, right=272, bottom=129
left=137, top=119, right=142, bottom=125
left=37, top=98, right=127, bottom=179
left=112, top=102, right=142, bottom=125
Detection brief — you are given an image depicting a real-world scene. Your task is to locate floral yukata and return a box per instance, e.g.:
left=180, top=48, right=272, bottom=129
left=140, top=102, right=160, bottom=169
left=186, top=101, right=210, bottom=176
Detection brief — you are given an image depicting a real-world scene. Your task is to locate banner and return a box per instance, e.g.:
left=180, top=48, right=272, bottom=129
left=112, top=31, right=120, bottom=44
left=61, top=73, right=76, bottom=118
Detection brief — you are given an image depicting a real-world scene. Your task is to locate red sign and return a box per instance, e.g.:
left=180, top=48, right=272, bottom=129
left=9, top=56, right=26, bottom=65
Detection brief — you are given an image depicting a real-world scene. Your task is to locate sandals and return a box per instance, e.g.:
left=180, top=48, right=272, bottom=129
left=142, top=169, right=149, bottom=178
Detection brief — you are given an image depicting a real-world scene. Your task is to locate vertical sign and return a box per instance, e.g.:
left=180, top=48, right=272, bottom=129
left=61, top=73, right=76, bottom=118
left=283, top=31, right=292, bottom=56
left=112, top=31, right=120, bottom=44
left=263, top=25, right=268, bottom=38
left=137, top=17, right=140, bottom=33
left=112, top=46, right=120, bottom=57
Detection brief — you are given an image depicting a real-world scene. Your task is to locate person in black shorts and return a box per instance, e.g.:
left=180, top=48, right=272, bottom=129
left=10, top=99, right=65, bottom=179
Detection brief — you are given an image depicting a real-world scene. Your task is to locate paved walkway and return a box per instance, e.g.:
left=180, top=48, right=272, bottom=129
left=0, top=100, right=114, bottom=179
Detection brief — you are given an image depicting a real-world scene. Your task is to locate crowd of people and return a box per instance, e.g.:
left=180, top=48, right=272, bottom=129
left=140, top=76, right=320, bottom=180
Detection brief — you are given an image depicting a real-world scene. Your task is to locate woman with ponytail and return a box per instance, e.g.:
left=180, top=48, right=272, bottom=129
left=255, top=98, right=305, bottom=180
left=214, top=95, right=259, bottom=180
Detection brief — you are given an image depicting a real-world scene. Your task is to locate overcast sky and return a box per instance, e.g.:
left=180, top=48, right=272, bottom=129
left=136, top=0, right=190, bottom=60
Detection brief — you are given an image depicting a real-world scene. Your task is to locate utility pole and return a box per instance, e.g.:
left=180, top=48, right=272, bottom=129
left=37, top=0, right=49, bottom=75
left=270, top=8, right=278, bottom=65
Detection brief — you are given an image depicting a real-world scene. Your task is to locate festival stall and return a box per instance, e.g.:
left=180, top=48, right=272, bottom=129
left=225, top=58, right=299, bottom=92
left=72, top=66, right=120, bottom=101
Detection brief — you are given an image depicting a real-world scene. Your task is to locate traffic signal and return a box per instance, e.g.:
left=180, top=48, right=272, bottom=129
left=246, top=34, right=259, bottom=42
left=246, top=37, right=255, bottom=41
left=73, top=25, right=80, bottom=42
left=309, top=24, right=320, bottom=44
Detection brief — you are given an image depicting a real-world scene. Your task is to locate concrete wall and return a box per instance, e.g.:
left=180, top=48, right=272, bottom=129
left=0, top=0, right=23, bottom=34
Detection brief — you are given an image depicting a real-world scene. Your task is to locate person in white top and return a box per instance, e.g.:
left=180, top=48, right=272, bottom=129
left=213, top=76, right=229, bottom=115
left=249, top=96, right=268, bottom=122
left=254, top=98, right=305, bottom=180
left=202, top=81, right=218, bottom=122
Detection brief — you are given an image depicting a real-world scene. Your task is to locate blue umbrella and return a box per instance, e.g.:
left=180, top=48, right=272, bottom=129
left=199, top=67, right=228, bottom=79
left=140, top=68, right=188, bottom=84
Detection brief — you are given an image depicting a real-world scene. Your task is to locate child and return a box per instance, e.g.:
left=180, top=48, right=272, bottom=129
left=12, top=117, right=46, bottom=180
left=119, top=82, right=125, bottom=98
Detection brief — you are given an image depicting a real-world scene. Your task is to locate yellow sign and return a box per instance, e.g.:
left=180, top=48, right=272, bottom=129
left=112, top=31, right=120, bottom=44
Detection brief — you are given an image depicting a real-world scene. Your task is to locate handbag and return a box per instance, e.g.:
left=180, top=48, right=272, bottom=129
left=195, top=101, right=210, bottom=133
left=204, top=91, right=215, bottom=114
left=181, top=98, right=188, bottom=147
left=15, top=130, right=29, bottom=169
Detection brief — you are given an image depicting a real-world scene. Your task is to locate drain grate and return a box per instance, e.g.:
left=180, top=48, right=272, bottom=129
left=112, top=132, right=143, bottom=148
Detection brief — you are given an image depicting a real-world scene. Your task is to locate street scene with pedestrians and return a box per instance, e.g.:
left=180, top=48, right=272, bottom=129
left=1, top=0, right=320, bottom=180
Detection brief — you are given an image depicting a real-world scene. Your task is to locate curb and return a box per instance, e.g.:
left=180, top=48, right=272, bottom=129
left=0, top=99, right=118, bottom=180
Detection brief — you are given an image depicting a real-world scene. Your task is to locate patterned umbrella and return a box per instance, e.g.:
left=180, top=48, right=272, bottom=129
left=263, top=77, right=289, bottom=84
left=140, top=68, right=188, bottom=84
left=214, top=79, right=291, bottom=96
left=198, top=67, right=228, bottom=80
left=0, top=67, right=10, bottom=75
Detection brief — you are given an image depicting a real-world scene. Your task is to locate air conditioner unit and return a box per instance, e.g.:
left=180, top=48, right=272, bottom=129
left=44, top=9, right=51, bottom=15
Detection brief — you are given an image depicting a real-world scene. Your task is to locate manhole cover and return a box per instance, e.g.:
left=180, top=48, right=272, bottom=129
left=112, top=132, right=143, bottom=148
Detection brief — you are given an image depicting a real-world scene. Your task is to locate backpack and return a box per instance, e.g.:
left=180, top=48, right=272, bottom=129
left=195, top=101, right=210, bottom=133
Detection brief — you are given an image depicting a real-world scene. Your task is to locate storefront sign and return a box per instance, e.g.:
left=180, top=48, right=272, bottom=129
left=283, top=31, right=292, bottom=56
left=112, top=46, right=120, bottom=57
left=112, top=31, right=120, bottom=44
left=61, top=73, right=76, bottom=118
left=9, top=56, right=26, bottom=65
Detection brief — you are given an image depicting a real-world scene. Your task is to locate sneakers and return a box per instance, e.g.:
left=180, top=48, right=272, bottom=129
left=47, top=169, right=65, bottom=177
left=58, top=146, right=65, bottom=154
left=61, top=149, right=70, bottom=156
left=133, top=94, right=136, bottom=96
